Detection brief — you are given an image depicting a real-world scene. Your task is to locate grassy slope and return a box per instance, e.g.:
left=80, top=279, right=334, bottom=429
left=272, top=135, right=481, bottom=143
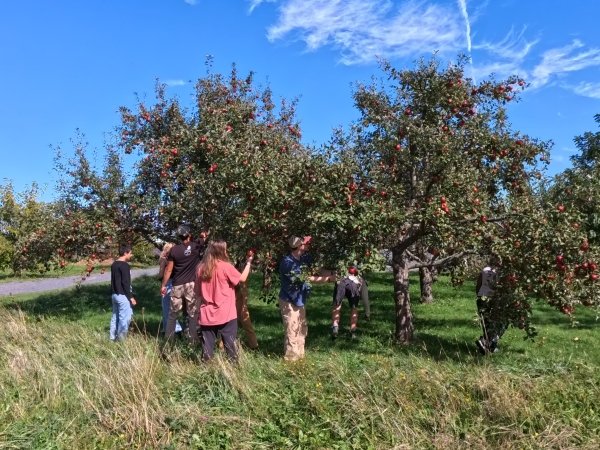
left=0, top=273, right=599, bottom=449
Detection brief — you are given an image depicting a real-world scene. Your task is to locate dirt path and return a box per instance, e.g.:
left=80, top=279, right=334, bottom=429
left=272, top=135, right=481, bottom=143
left=0, top=267, right=159, bottom=297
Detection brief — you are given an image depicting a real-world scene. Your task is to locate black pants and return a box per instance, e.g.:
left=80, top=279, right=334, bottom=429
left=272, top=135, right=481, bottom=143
left=477, top=296, right=508, bottom=351
left=201, top=319, right=238, bottom=362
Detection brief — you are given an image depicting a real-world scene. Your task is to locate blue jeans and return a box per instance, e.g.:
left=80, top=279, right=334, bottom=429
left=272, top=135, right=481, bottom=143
left=110, top=293, right=133, bottom=341
left=161, top=280, right=182, bottom=334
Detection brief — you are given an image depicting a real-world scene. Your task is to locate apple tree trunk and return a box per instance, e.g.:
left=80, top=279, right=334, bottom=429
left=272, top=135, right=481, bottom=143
left=419, top=266, right=434, bottom=304
left=392, top=247, right=414, bottom=344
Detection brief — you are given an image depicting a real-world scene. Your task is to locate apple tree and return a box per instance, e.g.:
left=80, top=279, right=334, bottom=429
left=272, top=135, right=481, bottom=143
left=53, top=131, right=155, bottom=279
left=550, top=114, right=600, bottom=246
left=61, top=64, right=359, bottom=290
left=336, top=57, right=597, bottom=343
left=0, top=182, right=69, bottom=275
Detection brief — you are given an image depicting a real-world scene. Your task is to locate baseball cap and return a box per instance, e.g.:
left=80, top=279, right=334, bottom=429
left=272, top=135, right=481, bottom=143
left=177, top=224, right=191, bottom=240
left=288, top=236, right=303, bottom=249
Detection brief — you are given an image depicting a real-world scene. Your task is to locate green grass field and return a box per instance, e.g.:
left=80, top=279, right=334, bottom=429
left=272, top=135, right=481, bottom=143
left=1, top=272, right=599, bottom=449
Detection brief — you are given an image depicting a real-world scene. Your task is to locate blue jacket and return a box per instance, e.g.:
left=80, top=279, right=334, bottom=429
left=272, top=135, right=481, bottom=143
left=278, top=253, right=313, bottom=307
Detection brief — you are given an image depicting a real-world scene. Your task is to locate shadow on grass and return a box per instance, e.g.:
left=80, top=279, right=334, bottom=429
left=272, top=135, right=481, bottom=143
left=5, top=271, right=594, bottom=363
left=2, top=276, right=165, bottom=336
left=0, top=272, right=503, bottom=364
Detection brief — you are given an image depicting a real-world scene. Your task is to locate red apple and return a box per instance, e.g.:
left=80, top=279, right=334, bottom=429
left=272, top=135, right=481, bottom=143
left=561, top=305, right=574, bottom=315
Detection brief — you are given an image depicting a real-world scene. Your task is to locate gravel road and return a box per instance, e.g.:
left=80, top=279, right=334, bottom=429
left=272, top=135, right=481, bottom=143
left=0, top=267, right=159, bottom=297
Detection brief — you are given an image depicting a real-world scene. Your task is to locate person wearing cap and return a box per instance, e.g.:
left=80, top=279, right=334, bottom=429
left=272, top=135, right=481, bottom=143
left=160, top=225, right=203, bottom=344
left=331, top=266, right=365, bottom=339
left=278, top=235, right=335, bottom=361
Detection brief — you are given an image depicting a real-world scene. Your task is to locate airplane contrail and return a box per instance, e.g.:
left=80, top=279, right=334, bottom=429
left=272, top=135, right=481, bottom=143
left=457, top=0, right=472, bottom=53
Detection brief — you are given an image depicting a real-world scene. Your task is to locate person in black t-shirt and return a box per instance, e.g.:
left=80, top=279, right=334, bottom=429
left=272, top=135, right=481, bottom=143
left=110, top=244, right=136, bottom=341
left=160, top=225, right=202, bottom=343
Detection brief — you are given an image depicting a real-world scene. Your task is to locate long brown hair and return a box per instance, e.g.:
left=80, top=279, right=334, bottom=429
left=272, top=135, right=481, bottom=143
left=197, top=240, right=229, bottom=281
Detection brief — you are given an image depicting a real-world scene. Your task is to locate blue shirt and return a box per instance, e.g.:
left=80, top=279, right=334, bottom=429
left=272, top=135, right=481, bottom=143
left=278, top=253, right=313, bottom=307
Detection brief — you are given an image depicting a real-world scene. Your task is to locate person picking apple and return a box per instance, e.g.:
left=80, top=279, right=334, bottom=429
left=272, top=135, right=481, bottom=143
left=278, top=235, right=335, bottom=361
left=475, top=255, right=507, bottom=354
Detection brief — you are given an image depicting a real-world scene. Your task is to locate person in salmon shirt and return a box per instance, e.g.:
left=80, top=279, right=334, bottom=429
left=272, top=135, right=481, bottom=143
left=195, top=240, right=253, bottom=362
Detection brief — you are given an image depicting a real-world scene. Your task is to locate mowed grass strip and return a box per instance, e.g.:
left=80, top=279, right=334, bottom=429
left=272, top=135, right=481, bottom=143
left=0, top=273, right=599, bottom=449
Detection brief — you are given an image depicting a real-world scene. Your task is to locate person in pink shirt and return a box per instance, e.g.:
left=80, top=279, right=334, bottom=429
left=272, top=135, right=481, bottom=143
left=195, top=240, right=253, bottom=362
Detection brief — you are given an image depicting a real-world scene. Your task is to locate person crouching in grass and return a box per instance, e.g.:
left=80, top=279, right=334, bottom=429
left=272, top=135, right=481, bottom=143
left=195, top=240, right=253, bottom=362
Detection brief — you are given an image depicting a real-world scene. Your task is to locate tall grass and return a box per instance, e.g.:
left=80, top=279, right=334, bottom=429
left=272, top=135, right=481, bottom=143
left=0, top=273, right=599, bottom=448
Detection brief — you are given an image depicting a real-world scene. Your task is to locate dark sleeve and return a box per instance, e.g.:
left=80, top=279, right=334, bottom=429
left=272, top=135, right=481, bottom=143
left=475, top=272, right=482, bottom=295
left=303, top=254, right=314, bottom=267
left=279, top=257, right=293, bottom=277
left=168, top=247, right=176, bottom=262
left=111, top=262, right=131, bottom=300
left=197, top=242, right=207, bottom=261
left=121, top=263, right=132, bottom=300
left=335, top=279, right=347, bottom=304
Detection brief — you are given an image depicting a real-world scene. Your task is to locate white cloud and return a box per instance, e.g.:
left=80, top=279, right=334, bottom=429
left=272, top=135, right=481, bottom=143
left=165, top=79, right=187, bottom=87
left=474, top=27, right=538, bottom=61
left=560, top=146, right=578, bottom=154
left=553, top=154, right=567, bottom=163
left=530, top=40, right=600, bottom=88
left=469, top=60, right=524, bottom=81
left=571, top=81, right=600, bottom=99
left=470, top=32, right=600, bottom=96
left=184, top=0, right=198, bottom=5
left=265, top=0, right=463, bottom=65
left=256, top=0, right=600, bottom=95
left=468, top=27, right=538, bottom=80
left=247, top=0, right=277, bottom=13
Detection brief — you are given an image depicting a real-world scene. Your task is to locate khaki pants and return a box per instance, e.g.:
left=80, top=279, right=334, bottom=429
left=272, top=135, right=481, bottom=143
left=166, top=281, right=199, bottom=344
left=236, top=282, right=258, bottom=349
left=279, top=299, right=307, bottom=361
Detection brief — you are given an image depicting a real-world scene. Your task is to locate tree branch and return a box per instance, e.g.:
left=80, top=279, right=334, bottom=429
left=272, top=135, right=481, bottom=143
left=407, top=250, right=477, bottom=270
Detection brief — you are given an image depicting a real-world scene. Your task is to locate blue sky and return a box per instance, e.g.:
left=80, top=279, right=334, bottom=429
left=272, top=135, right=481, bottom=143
left=2, top=0, right=600, bottom=201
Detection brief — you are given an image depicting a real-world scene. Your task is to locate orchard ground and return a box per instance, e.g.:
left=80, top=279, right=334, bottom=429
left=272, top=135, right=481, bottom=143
left=0, top=272, right=599, bottom=448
